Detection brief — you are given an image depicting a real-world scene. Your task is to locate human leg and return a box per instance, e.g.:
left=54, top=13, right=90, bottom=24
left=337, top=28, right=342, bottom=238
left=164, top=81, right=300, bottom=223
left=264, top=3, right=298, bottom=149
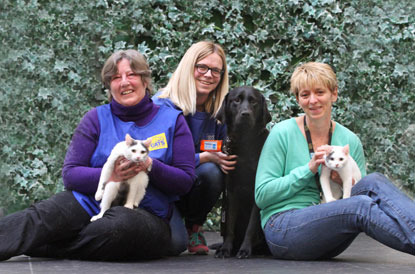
left=264, top=185, right=415, bottom=260
left=351, top=172, right=415, bottom=252
left=55, top=206, right=171, bottom=261
left=167, top=204, right=187, bottom=256
left=263, top=202, right=359, bottom=260
left=180, top=162, right=224, bottom=227
left=177, top=162, right=224, bottom=254
left=0, top=191, right=90, bottom=261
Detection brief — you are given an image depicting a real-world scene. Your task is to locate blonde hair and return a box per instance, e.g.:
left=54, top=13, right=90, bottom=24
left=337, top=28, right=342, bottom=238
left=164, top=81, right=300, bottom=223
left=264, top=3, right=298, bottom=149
left=101, top=49, right=152, bottom=101
left=290, top=62, right=337, bottom=97
left=159, top=41, right=229, bottom=116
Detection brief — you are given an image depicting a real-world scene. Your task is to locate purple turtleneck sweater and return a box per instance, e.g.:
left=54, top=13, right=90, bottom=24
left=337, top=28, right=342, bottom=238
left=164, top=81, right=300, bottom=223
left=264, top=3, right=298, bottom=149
left=62, top=95, right=196, bottom=196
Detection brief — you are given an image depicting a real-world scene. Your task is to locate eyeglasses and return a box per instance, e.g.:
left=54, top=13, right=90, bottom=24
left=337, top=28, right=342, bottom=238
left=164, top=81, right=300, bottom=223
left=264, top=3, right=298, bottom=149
left=195, top=64, right=224, bottom=78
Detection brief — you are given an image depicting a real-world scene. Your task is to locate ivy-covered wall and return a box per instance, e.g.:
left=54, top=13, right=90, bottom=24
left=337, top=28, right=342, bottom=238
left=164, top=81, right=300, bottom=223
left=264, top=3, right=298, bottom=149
left=1, top=0, right=414, bottom=216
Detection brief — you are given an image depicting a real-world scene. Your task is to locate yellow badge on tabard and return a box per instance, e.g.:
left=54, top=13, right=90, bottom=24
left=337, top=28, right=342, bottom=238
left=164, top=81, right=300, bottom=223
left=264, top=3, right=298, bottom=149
left=148, top=133, right=168, bottom=151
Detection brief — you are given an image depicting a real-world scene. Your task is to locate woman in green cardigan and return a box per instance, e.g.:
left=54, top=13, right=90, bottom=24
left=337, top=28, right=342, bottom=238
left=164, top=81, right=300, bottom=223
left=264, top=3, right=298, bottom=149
left=255, top=62, right=415, bottom=260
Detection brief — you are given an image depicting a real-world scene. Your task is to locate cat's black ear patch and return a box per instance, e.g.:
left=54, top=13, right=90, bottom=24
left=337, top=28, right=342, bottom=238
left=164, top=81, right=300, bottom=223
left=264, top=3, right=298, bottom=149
left=141, top=141, right=150, bottom=154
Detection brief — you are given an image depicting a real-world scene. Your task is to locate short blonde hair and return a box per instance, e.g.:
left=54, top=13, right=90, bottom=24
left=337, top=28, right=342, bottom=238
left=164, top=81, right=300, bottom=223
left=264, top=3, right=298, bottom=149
left=290, top=62, right=337, bottom=97
left=101, top=50, right=152, bottom=101
left=159, top=41, right=229, bottom=116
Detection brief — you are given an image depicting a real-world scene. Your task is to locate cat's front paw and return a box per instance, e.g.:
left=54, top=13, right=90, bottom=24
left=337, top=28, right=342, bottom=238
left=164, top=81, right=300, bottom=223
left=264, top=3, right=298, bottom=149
left=90, top=214, right=103, bottom=222
left=95, top=191, right=103, bottom=201
left=124, top=204, right=134, bottom=209
left=322, top=196, right=337, bottom=203
left=326, top=197, right=337, bottom=203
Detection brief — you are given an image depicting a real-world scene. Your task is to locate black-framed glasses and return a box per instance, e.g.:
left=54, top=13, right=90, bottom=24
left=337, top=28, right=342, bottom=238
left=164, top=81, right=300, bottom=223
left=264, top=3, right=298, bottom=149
left=195, top=64, right=224, bottom=77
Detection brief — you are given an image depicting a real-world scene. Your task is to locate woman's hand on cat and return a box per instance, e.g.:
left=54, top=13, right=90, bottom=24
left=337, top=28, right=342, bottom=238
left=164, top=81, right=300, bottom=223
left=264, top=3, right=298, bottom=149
left=330, top=171, right=342, bottom=185
left=309, top=145, right=332, bottom=174
left=108, top=156, right=146, bottom=182
left=200, top=151, right=237, bottom=174
left=137, top=157, right=152, bottom=173
left=330, top=171, right=356, bottom=186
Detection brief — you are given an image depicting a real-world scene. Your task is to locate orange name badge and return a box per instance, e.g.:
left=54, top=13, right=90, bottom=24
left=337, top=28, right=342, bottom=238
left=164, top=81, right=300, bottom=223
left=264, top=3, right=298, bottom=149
left=200, top=140, right=222, bottom=152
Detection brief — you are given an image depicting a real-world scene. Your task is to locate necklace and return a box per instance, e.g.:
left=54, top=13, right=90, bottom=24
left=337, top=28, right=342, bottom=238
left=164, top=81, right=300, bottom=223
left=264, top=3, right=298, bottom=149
left=303, top=116, right=333, bottom=193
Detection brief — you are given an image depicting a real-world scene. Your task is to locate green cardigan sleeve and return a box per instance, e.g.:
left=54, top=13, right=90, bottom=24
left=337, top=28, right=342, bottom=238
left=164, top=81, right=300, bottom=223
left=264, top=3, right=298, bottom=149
left=255, top=119, right=319, bottom=211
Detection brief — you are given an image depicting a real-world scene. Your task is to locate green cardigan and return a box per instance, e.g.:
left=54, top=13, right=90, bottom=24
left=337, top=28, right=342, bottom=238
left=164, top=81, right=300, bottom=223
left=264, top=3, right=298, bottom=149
left=255, top=118, right=366, bottom=228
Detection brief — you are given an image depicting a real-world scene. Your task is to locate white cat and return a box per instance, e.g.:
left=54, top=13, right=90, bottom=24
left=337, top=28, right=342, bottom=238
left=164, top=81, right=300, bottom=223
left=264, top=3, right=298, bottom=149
left=320, top=145, right=362, bottom=203
left=91, top=134, right=152, bottom=222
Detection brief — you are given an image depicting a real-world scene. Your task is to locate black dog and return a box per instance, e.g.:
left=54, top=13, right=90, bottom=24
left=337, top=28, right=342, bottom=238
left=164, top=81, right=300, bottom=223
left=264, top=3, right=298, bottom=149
left=215, top=86, right=271, bottom=259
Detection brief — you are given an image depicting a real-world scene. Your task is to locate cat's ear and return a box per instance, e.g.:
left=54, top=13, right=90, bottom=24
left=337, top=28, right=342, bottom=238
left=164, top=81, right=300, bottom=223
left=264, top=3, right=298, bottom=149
left=320, top=144, right=332, bottom=155
left=125, top=134, right=134, bottom=146
left=143, top=137, right=153, bottom=148
left=343, top=144, right=350, bottom=155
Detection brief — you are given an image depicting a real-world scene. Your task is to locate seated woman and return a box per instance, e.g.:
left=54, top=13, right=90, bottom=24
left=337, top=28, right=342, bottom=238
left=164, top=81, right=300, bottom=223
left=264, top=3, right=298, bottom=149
left=255, top=62, right=415, bottom=260
left=0, top=49, right=195, bottom=261
left=153, top=41, right=237, bottom=255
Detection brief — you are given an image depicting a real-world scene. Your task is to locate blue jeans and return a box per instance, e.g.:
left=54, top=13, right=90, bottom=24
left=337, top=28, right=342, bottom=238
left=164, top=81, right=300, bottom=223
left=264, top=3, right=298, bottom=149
left=169, top=162, right=224, bottom=255
left=168, top=205, right=187, bottom=256
left=263, top=172, right=415, bottom=260
left=177, top=162, right=224, bottom=227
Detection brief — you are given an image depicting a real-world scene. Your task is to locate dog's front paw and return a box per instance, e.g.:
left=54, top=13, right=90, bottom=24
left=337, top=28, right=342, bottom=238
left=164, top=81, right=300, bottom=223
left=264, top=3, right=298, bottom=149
left=215, top=248, right=231, bottom=258
left=215, top=243, right=233, bottom=258
left=236, top=247, right=252, bottom=259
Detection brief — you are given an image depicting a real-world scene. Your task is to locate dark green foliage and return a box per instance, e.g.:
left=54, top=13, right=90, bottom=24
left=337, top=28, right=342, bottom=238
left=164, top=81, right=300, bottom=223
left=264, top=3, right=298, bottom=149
left=1, top=0, right=414, bottom=216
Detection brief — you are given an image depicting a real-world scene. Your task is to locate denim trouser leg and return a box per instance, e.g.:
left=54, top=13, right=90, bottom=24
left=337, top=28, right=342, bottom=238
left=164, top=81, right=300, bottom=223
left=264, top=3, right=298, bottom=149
left=177, top=162, right=224, bottom=227
left=263, top=172, right=415, bottom=260
left=168, top=205, right=187, bottom=256
left=352, top=172, right=415, bottom=252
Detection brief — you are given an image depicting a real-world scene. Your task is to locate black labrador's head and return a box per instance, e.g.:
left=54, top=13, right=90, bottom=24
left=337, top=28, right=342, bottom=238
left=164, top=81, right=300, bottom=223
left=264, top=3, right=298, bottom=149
left=216, top=86, right=271, bottom=134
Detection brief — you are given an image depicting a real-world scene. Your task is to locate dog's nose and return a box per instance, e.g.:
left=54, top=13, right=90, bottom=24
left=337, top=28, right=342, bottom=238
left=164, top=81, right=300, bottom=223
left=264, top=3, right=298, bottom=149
left=241, top=111, right=251, bottom=117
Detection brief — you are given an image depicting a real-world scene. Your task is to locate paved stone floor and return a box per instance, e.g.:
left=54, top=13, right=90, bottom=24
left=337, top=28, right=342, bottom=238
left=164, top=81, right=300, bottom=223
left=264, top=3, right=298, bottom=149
left=1, top=232, right=414, bottom=274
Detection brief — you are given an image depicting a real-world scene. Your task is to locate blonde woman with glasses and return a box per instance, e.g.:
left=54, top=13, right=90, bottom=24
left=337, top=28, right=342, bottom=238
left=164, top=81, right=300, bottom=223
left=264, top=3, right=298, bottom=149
left=153, top=41, right=237, bottom=255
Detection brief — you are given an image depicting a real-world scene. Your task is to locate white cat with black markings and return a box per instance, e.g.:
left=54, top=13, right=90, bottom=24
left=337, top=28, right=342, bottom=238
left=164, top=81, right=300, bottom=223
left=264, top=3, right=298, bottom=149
left=91, top=134, right=152, bottom=222
left=320, top=144, right=362, bottom=203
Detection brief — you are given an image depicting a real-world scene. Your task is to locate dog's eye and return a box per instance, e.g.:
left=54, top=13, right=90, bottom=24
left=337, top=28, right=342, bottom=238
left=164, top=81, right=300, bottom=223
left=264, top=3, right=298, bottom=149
left=131, top=149, right=136, bottom=153
left=234, top=98, right=241, bottom=103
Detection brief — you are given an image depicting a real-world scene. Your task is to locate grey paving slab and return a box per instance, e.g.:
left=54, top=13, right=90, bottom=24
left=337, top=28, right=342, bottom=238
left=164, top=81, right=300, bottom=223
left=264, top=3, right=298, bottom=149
left=1, top=232, right=414, bottom=274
